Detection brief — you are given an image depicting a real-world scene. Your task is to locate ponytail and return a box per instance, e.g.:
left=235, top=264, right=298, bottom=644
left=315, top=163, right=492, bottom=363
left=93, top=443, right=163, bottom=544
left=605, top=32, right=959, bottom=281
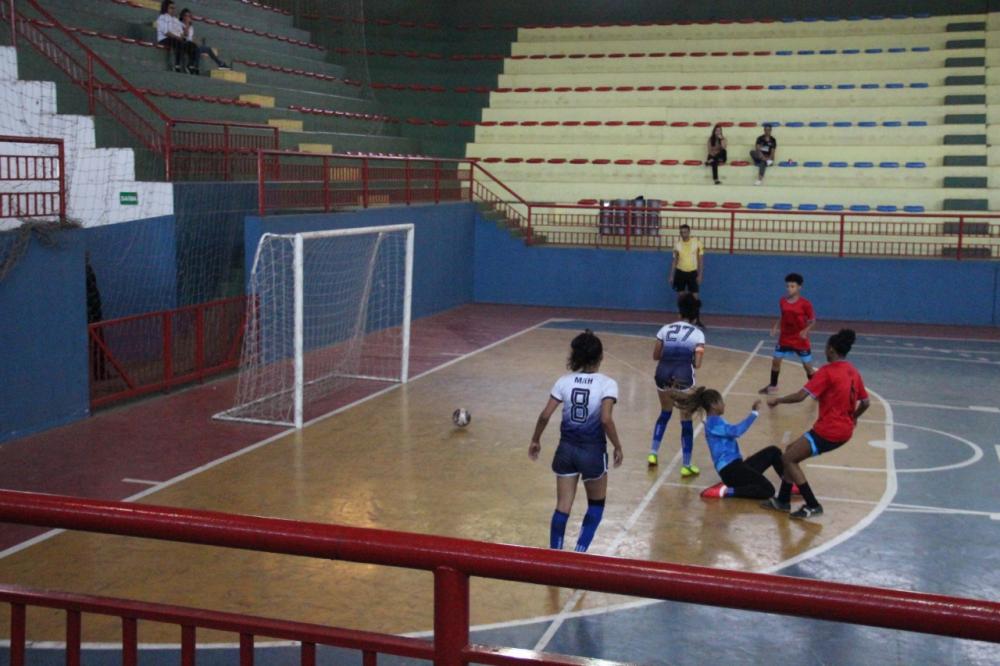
left=669, top=386, right=722, bottom=418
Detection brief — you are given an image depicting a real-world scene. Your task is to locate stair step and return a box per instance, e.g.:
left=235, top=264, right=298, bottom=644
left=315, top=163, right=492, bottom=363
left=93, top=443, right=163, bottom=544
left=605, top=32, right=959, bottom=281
left=943, top=134, right=986, bottom=145
left=944, top=57, right=986, bottom=68
left=239, top=94, right=275, bottom=108
left=946, top=39, right=986, bottom=49
left=944, top=113, right=986, bottom=124
left=299, top=143, right=333, bottom=153
left=943, top=155, right=987, bottom=166
left=946, top=22, right=986, bottom=32
left=945, top=75, right=986, bottom=86
left=211, top=69, right=247, bottom=84
left=268, top=118, right=303, bottom=132
left=945, top=94, right=986, bottom=105
left=943, top=198, right=988, bottom=211
left=943, top=176, right=988, bottom=188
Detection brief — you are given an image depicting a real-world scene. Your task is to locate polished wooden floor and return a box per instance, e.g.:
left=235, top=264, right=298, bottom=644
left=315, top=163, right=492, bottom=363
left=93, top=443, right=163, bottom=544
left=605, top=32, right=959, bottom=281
left=0, top=327, right=886, bottom=642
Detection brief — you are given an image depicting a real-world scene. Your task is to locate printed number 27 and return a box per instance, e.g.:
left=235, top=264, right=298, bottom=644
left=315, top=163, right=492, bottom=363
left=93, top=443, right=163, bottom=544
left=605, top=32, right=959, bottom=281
left=570, top=388, right=590, bottom=423
left=665, top=324, right=695, bottom=342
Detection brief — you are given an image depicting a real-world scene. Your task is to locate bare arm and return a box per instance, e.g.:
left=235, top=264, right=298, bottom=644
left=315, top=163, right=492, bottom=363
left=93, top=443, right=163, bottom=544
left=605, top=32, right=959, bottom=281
left=800, top=319, right=816, bottom=338
left=854, top=399, right=871, bottom=422
left=693, top=347, right=704, bottom=369
left=767, top=388, right=810, bottom=408
left=653, top=339, right=664, bottom=361
left=600, top=399, right=624, bottom=467
left=770, top=318, right=780, bottom=336
left=697, top=251, right=704, bottom=284
left=528, top=397, right=561, bottom=460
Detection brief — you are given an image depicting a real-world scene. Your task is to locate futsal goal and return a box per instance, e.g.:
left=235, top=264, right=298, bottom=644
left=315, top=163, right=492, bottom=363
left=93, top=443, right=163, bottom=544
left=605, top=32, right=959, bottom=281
left=216, top=224, right=414, bottom=428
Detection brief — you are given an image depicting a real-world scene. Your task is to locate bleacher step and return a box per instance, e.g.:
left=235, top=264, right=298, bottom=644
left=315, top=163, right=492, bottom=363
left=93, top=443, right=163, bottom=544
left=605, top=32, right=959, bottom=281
left=945, top=57, right=987, bottom=68
left=943, top=176, right=988, bottom=188
left=943, top=134, right=987, bottom=145
left=945, top=75, right=987, bottom=86
left=946, top=39, right=986, bottom=49
left=946, top=22, right=987, bottom=32
left=239, top=94, right=275, bottom=108
left=943, top=155, right=988, bottom=166
left=211, top=69, right=248, bottom=84
left=298, top=143, right=333, bottom=154
left=268, top=118, right=303, bottom=132
left=942, top=198, right=989, bottom=211
left=945, top=114, right=987, bottom=124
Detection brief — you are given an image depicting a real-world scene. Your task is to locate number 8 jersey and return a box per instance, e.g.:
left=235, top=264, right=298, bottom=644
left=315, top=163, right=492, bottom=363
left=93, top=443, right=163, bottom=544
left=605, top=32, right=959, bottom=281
left=655, top=321, right=706, bottom=390
left=551, top=372, right=619, bottom=447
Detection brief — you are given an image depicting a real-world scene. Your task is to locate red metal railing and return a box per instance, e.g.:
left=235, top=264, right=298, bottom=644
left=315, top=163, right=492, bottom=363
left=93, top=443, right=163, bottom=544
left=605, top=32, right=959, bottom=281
left=88, top=295, right=247, bottom=409
left=0, top=0, right=280, bottom=181
left=0, top=490, right=999, bottom=665
left=0, top=135, right=65, bottom=220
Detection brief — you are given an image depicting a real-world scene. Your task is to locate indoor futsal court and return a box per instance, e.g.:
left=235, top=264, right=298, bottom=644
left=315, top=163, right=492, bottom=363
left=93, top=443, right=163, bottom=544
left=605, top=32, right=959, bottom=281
left=1, top=304, right=998, bottom=664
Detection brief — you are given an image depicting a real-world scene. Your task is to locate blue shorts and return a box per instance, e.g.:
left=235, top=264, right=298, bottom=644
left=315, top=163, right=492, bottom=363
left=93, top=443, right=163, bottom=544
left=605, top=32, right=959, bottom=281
left=773, top=345, right=813, bottom=364
left=655, top=361, right=695, bottom=391
left=805, top=430, right=846, bottom=457
left=552, top=441, right=608, bottom=481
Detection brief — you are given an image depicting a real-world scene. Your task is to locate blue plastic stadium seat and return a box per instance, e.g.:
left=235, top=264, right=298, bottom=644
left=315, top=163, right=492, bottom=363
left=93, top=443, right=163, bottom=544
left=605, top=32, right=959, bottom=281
left=877, top=205, right=898, bottom=212
left=890, top=14, right=909, bottom=19
left=861, top=83, right=880, bottom=89
left=842, top=49, right=860, bottom=54
left=833, top=121, right=852, bottom=127
left=854, top=162, right=874, bottom=168
left=785, top=121, right=805, bottom=127
left=778, top=161, right=798, bottom=167
left=824, top=204, right=845, bottom=211
left=791, top=84, right=809, bottom=90
left=888, top=47, right=906, bottom=53
left=802, top=17, right=819, bottom=22
left=911, top=46, right=930, bottom=52
left=763, top=121, right=782, bottom=127
left=903, top=205, right=925, bottom=212
left=804, top=161, right=823, bottom=167
left=747, top=202, right=768, bottom=209
left=907, top=120, right=928, bottom=126
left=828, top=162, right=849, bottom=168
left=798, top=50, right=816, bottom=55
left=799, top=203, right=819, bottom=211
left=865, top=48, right=884, bottom=54
left=910, top=82, right=929, bottom=88
left=813, top=84, right=832, bottom=90
left=809, top=121, right=829, bottom=127
left=851, top=204, right=872, bottom=211
left=820, top=49, right=836, bottom=55
left=837, top=84, right=857, bottom=89
left=868, top=15, right=885, bottom=20
left=769, top=84, right=788, bottom=90
left=885, top=83, right=904, bottom=89
left=879, top=162, right=900, bottom=168
left=904, top=162, right=926, bottom=168
left=823, top=16, right=839, bottom=21
left=858, top=121, right=878, bottom=127
left=773, top=203, right=793, bottom=210
left=883, top=121, right=902, bottom=127
left=780, top=17, right=796, bottom=23
left=846, top=16, right=863, bottom=21
left=776, top=51, right=793, bottom=56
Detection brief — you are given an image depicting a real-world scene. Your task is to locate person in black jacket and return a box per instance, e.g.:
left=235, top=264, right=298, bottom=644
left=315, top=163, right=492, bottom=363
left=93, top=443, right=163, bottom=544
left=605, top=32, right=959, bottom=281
left=750, top=124, right=777, bottom=185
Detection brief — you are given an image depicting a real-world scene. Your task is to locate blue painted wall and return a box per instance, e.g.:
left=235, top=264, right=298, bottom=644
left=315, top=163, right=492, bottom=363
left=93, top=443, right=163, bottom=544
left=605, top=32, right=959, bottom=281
left=244, top=203, right=476, bottom=319
left=0, top=230, right=90, bottom=443
left=473, top=211, right=1000, bottom=326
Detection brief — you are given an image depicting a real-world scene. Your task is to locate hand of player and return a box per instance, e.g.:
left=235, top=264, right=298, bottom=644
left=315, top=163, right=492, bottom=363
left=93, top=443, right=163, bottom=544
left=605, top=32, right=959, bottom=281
left=752, top=399, right=762, bottom=411
left=766, top=397, right=780, bottom=408
left=612, top=447, right=624, bottom=468
left=770, top=326, right=778, bottom=337
left=799, top=330, right=809, bottom=339
left=528, top=441, right=541, bottom=461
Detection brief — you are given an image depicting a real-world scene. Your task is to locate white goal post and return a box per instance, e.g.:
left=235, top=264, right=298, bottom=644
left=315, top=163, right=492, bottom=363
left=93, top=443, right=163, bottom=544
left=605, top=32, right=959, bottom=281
left=216, top=224, right=414, bottom=428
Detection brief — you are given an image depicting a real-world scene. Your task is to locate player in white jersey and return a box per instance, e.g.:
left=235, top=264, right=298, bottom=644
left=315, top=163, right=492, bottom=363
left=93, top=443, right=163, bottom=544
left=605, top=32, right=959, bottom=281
left=648, top=294, right=706, bottom=477
left=529, top=330, right=623, bottom=553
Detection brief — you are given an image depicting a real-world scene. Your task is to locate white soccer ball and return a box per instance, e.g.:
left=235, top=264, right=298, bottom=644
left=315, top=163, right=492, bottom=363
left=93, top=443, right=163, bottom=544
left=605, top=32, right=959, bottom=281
left=452, top=408, right=471, bottom=427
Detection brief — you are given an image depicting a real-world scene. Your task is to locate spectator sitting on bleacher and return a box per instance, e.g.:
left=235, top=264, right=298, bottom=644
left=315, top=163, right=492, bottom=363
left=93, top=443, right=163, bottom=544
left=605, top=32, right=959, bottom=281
left=156, top=0, right=195, bottom=73
left=180, top=8, right=230, bottom=74
left=750, top=124, right=777, bottom=186
left=706, top=124, right=727, bottom=185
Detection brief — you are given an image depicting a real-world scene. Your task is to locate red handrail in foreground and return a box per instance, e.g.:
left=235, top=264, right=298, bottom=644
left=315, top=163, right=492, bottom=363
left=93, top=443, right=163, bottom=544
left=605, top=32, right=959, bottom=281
left=0, top=490, right=998, bottom=666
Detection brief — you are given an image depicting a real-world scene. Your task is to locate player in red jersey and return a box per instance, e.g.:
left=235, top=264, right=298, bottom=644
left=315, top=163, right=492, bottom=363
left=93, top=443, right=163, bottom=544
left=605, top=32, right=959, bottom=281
left=761, top=329, right=870, bottom=519
left=759, top=273, right=816, bottom=395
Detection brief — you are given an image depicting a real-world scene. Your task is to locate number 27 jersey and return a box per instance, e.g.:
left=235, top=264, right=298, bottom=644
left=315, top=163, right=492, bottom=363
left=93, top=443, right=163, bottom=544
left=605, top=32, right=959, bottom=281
left=551, top=372, right=619, bottom=447
left=656, top=321, right=706, bottom=364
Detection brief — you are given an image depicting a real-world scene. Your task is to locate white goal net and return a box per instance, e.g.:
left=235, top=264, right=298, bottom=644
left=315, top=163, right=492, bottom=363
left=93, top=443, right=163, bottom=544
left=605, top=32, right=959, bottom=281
left=217, top=224, right=413, bottom=428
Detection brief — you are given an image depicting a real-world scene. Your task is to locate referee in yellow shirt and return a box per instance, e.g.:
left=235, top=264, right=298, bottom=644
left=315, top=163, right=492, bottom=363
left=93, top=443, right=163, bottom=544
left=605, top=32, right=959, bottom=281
left=670, top=224, right=704, bottom=300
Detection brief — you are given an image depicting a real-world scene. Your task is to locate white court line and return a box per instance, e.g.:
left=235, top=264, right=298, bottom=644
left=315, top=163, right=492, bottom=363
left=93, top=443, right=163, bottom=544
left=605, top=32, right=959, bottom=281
left=121, top=478, right=161, bottom=486
left=532, top=339, right=765, bottom=653
left=0, top=319, right=554, bottom=562
left=889, top=400, right=1000, bottom=413
left=995, top=445, right=1000, bottom=465
left=849, top=351, right=999, bottom=365
left=853, top=344, right=1000, bottom=356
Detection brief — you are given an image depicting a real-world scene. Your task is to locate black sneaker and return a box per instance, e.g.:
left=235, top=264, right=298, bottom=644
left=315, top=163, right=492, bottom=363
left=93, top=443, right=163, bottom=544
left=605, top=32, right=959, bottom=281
left=790, top=504, right=824, bottom=520
left=760, top=497, right=791, bottom=512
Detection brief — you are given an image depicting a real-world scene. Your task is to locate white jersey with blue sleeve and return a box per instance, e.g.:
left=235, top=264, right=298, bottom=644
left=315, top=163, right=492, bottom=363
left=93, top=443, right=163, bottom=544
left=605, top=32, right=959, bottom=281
left=656, top=321, right=706, bottom=363
left=550, top=372, right=618, bottom=448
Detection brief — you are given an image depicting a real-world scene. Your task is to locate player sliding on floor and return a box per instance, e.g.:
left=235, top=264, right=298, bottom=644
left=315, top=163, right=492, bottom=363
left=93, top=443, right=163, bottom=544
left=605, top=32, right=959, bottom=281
left=648, top=294, right=705, bottom=477
left=760, top=273, right=816, bottom=395
left=529, top=330, right=624, bottom=553
left=762, top=329, right=870, bottom=519
left=668, top=388, right=787, bottom=499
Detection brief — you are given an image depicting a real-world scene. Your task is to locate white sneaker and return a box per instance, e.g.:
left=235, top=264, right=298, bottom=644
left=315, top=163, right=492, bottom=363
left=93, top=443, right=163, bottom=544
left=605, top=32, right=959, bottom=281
left=766, top=160, right=773, bottom=166
left=754, top=179, right=762, bottom=185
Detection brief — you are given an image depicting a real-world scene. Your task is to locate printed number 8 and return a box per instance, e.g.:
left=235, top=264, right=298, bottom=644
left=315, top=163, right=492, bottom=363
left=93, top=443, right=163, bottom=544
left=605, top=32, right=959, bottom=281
left=571, top=388, right=590, bottom=423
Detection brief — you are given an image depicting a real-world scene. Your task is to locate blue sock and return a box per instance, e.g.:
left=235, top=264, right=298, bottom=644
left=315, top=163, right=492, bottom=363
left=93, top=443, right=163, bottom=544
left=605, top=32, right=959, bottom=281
left=574, top=499, right=605, bottom=552
left=550, top=510, right=569, bottom=549
left=650, top=410, right=672, bottom=454
left=681, top=420, right=694, bottom=466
